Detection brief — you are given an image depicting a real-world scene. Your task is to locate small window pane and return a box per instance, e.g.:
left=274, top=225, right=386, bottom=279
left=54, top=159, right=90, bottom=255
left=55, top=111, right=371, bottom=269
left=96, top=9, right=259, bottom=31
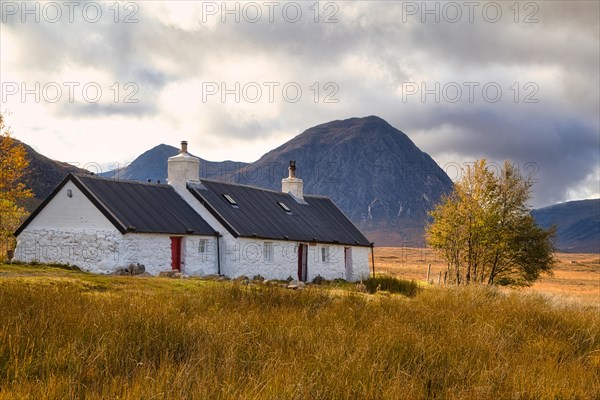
left=278, top=202, right=291, bottom=212
left=321, top=246, right=330, bottom=262
left=199, top=239, right=207, bottom=253
left=223, top=194, right=238, bottom=206
left=263, top=242, right=274, bottom=262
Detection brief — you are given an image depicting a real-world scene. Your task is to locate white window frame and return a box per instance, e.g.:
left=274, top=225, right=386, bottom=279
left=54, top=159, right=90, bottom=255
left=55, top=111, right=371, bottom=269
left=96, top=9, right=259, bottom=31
left=321, top=246, right=330, bottom=263
left=263, top=242, right=274, bottom=262
left=198, top=239, right=207, bottom=253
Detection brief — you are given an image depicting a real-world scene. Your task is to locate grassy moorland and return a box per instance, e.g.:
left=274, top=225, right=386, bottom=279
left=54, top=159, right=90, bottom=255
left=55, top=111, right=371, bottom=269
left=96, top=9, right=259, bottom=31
left=375, top=247, right=600, bottom=306
left=0, top=263, right=599, bottom=399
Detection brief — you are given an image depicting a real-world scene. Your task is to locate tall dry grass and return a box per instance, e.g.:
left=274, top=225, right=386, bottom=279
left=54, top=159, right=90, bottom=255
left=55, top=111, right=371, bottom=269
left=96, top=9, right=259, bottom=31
left=0, top=267, right=598, bottom=399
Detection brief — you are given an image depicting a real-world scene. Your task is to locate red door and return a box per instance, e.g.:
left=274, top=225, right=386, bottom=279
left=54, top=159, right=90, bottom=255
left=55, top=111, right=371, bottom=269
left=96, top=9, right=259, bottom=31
left=170, top=237, right=182, bottom=270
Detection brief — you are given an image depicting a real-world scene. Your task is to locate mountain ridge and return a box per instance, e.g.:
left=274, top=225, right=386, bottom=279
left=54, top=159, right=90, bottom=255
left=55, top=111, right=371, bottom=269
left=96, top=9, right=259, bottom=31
left=532, top=199, right=600, bottom=253
left=16, top=116, right=599, bottom=252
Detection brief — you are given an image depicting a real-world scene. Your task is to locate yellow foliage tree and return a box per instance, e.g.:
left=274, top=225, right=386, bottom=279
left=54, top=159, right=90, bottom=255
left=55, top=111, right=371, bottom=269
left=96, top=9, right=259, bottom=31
left=0, top=112, right=33, bottom=259
left=427, top=160, right=556, bottom=286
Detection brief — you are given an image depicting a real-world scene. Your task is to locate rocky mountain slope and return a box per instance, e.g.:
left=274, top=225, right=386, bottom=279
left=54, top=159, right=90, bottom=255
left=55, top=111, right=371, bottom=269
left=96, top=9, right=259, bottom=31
left=96, top=116, right=453, bottom=245
left=101, top=144, right=248, bottom=183
left=233, top=116, right=454, bottom=245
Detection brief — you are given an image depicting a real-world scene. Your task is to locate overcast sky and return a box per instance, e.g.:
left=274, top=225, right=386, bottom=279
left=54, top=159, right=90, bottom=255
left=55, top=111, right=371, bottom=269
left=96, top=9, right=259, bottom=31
left=1, top=1, right=598, bottom=207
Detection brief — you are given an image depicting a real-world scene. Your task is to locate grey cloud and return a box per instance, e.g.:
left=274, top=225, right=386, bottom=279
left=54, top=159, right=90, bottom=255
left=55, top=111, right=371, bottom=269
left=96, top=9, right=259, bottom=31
left=1, top=0, right=598, bottom=207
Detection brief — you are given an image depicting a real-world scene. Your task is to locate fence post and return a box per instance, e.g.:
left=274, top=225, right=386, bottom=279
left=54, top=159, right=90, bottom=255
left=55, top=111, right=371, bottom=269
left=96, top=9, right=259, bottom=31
left=426, top=264, right=431, bottom=283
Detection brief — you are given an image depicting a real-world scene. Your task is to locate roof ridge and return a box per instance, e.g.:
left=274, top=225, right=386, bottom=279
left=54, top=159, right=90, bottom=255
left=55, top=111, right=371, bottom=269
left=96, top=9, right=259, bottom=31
left=198, top=178, right=328, bottom=200
left=75, top=173, right=168, bottom=187
left=199, top=178, right=286, bottom=194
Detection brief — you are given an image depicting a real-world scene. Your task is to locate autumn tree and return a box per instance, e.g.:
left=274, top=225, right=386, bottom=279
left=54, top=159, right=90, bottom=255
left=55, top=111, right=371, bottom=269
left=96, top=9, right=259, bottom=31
left=427, top=160, right=556, bottom=286
left=0, top=112, right=33, bottom=259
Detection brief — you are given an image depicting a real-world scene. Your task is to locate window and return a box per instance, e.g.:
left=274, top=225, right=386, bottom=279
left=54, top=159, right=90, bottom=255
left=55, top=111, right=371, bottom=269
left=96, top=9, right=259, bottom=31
left=263, top=242, right=274, bottom=262
left=277, top=201, right=292, bottom=213
left=321, top=246, right=330, bottom=263
left=198, top=239, right=207, bottom=253
left=223, top=194, right=238, bottom=208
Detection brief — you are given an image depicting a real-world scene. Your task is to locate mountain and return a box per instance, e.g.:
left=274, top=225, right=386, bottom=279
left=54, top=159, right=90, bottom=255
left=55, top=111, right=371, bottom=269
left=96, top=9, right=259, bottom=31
left=532, top=199, right=600, bottom=253
left=101, top=144, right=248, bottom=182
left=101, top=116, right=453, bottom=245
left=15, top=118, right=599, bottom=251
left=18, top=116, right=454, bottom=245
left=17, top=140, right=89, bottom=211
left=233, top=116, right=454, bottom=245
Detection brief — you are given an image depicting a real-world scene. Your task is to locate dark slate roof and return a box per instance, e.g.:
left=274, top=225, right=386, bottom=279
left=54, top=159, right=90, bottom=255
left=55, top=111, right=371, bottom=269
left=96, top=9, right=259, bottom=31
left=15, top=174, right=217, bottom=236
left=187, top=179, right=371, bottom=247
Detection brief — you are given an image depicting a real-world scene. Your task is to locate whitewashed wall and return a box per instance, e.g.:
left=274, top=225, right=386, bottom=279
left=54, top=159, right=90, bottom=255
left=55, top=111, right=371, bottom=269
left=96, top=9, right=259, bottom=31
left=26, top=181, right=117, bottom=230
left=14, top=228, right=216, bottom=276
left=352, top=247, right=372, bottom=281
left=220, top=238, right=371, bottom=282
left=14, top=228, right=122, bottom=273
left=183, top=236, right=219, bottom=276
left=119, top=233, right=172, bottom=275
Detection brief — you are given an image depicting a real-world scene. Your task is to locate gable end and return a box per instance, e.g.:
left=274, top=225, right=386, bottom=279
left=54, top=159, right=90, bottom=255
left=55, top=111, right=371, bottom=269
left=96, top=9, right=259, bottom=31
left=14, top=174, right=127, bottom=236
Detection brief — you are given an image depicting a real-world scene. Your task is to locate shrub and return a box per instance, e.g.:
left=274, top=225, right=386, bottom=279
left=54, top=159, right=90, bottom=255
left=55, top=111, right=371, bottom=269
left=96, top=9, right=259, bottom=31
left=363, top=275, right=420, bottom=297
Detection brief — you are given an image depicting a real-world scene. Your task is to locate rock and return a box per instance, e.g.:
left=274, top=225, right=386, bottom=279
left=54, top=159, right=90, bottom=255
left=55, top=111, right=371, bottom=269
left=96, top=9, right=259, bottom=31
left=135, top=272, right=152, bottom=278
left=287, top=280, right=305, bottom=289
left=112, top=267, right=128, bottom=276
left=289, top=280, right=305, bottom=287
left=127, top=263, right=145, bottom=275
left=159, top=270, right=178, bottom=278
left=203, top=274, right=220, bottom=280
left=312, top=275, right=325, bottom=284
left=286, top=276, right=294, bottom=283
left=234, top=275, right=249, bottom=283
left=173, top=272, right=182, bottom=279
left=252, top=274, right=265, bottom=282
left=218, top=275, right=231, bottom=281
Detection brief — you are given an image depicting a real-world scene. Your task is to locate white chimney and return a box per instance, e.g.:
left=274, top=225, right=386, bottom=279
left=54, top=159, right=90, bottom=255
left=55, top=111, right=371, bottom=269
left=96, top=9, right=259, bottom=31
left=281, top=160, right=304, bottom=201
left=167, top=140, right=200, bottom=188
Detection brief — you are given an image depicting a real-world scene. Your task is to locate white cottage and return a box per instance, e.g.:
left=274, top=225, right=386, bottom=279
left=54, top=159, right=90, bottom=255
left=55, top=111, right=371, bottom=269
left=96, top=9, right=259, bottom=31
left=13, top=142, right=372, bottom=281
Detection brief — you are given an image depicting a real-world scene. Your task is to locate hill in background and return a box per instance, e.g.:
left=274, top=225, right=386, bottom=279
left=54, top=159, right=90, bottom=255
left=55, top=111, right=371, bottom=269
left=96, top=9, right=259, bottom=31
left=532, top=199, right=600, bottom=253
left=97, top=116, right=454, bottom=245
left=15, top=117, right=599, bottom=252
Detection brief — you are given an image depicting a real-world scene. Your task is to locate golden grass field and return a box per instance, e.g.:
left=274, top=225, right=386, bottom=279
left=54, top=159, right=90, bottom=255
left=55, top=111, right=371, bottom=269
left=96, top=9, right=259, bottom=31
left=374, top=247, right=600, bottom=306
left=0, top=258, right=599, bottom=399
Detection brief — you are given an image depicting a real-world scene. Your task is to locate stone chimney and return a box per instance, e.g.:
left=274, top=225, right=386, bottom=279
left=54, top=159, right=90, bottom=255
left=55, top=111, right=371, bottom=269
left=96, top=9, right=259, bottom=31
left=167, top=140, right=200, bottom=188
left=281, top=160, right=304, bottom=201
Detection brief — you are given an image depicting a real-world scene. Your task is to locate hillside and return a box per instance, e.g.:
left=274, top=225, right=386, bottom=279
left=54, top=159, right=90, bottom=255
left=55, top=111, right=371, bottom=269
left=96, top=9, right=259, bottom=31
left=99, top=116, right=453, bottom=245
left=532, top=199, right=600, bottom=253
left=15, top=140, right=89, bottom=211
left=234, top=116, right=454, bottom=245
left=102, top=144, right=249, bottom=182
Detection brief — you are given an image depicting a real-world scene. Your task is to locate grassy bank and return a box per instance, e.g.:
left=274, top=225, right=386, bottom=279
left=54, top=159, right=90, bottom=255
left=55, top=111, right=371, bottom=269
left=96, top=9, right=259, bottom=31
left=0, top=264, right=598, bottom=399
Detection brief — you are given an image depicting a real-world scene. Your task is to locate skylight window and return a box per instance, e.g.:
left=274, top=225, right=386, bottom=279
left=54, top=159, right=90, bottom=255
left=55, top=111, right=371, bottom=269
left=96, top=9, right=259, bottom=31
left=223, top=194, right=239, bottom=208
left=278, top=201, right=292, bottom=213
